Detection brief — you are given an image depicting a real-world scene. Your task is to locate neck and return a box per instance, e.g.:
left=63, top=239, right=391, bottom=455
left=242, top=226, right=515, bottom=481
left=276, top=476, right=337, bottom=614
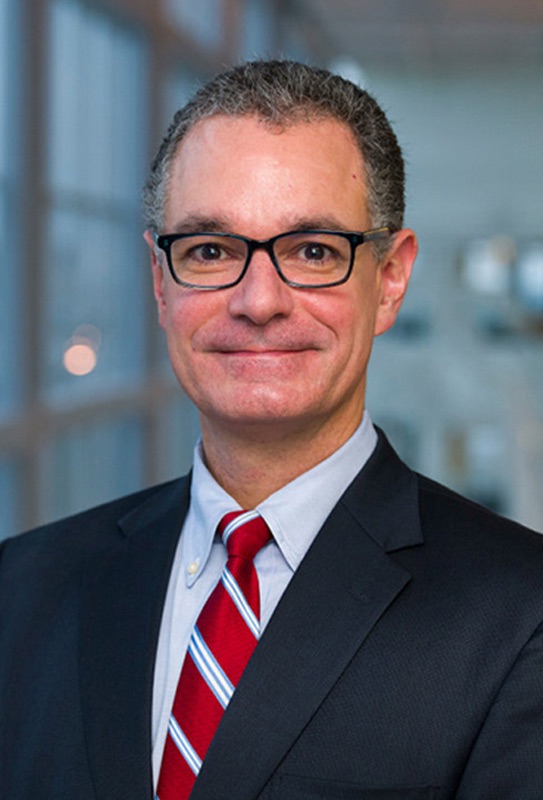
left=199, top=412, right=364, bottom=508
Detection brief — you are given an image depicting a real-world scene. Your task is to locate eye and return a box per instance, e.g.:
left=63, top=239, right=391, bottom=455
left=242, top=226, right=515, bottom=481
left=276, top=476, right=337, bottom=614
left=180, top=235, right=246, bottom=264
left=192, top=242, right=225, bottom=261
left=300, top=242, right=329, bottom=261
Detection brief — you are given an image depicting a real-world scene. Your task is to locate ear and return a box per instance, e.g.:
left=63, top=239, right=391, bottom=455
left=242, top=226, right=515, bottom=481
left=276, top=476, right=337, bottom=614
left=144, top=229, right=167, bottom=328
left=374, top=228, right=418, bottom=337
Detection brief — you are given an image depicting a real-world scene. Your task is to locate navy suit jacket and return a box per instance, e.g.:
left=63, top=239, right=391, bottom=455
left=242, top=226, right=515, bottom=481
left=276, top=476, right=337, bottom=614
left=2, top=431, right=543, bottom=799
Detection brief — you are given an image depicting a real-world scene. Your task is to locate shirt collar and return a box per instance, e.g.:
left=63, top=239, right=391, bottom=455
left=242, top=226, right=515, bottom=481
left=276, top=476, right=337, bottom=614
left=182, top=450, right=243, bottom=587
left=182, top=412, right=377, bottom=585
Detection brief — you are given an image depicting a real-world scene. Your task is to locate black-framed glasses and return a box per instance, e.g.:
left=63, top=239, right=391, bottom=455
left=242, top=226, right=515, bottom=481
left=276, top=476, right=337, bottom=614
left=153, top=227, right=392, bottom=290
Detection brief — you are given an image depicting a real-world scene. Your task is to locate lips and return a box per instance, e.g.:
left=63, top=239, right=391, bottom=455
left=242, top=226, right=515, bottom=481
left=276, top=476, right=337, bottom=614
left=215, top=345, right=315, bottom=354
left=194, top=322, right=330, bottom=356
left=203, top=334, right=324, bottom=353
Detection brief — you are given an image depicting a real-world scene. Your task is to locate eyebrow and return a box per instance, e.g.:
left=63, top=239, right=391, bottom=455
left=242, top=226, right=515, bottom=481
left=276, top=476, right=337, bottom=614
left=166, top=214, right=358, bottom=237
left=168, top=215, right=232, bottom=234
left=285, top=217, right=355, bottom=234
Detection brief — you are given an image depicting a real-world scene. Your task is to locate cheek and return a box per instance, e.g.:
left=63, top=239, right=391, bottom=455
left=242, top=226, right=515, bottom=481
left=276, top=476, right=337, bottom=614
left=310, top=289, right=375, bottom=350
left=160, top=295, right=197, bottom=370
left=332, top=299, right=379, bottom=381
left=162, top=290, right=204, bottom=340
left=162, top=294, right=224, bottom=380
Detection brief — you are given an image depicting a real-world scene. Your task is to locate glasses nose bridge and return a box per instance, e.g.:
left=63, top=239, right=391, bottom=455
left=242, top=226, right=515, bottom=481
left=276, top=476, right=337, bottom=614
left=244, top=236, right=283, bottom=279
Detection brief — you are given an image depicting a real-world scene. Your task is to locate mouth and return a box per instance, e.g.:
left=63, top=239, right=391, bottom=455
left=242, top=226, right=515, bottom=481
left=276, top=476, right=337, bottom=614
left=209, top=346, right=322, bottom=372
left=199, top=340, right=323, bottom=380
left=218, top=346, right=312, bottom=353
left=214, top=347, right=319, bottom=361
left=209, top=336, right=321, bottom=353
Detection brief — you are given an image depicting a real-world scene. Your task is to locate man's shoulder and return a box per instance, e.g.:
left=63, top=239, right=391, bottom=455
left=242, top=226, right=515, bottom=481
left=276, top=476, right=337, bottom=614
left=373, top=428, right=542, bottom=550
left=413, top=471, right=543, bottom=593
left=0, top=476, right=188, bottom=571
left=417, top=470, right=541, bottom=541
left=0, top=476, right=191, bottom=644
left=360, top=429, right=543, bottom=589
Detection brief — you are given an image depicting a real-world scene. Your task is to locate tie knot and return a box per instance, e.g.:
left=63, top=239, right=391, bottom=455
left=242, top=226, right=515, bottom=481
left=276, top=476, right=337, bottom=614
left=218, top=510, right=271, bottom=561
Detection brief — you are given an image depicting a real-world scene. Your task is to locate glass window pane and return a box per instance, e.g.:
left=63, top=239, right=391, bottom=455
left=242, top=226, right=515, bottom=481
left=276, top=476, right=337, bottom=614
left=157, top=391, right=200, bottom=483
left=43, top=207, right=145, bottom=402
left=40, top=415, right=144, bottom=523
left=48, top=0, right=146, bottom=201
left=165, top=0, right=222, bottom=48
left=48, top=0, right=83, bottom=194
left=83, top=11, right=116, bottom=199
left=165, top=65, right=200, bottom=126
left=241, top=0, right=275, bottom=58
left=111, top=26, right=147, bottom=204
left=0, top=457, right=20, bottom=541
left=0, top=0, right=9, bottom=171
left=0, top=188, right=18, bottom=415
left=45, top=1, right=147, bottom=403
left=0, top=0, right=20, bottom=416
left=517, top=243, right=543, bottom=313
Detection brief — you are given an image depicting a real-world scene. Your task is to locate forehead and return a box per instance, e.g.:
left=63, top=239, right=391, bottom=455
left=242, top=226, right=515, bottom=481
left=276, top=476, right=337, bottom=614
left=164, top=114, right=369, bottom=233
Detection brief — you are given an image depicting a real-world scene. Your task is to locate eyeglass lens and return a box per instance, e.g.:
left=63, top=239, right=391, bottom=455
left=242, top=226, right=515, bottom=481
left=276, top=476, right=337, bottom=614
left=168, top=232, right=353, bottom=287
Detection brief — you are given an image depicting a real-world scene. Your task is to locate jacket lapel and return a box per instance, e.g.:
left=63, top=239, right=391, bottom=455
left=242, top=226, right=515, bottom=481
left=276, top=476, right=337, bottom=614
left=79, top=478, right=190, bottom=800
left=191, top=432, right=423, bottom=800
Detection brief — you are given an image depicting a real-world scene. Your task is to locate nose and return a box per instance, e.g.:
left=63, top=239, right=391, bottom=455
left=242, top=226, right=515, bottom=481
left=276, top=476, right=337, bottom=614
left=227, top=248, right=295, bottom=325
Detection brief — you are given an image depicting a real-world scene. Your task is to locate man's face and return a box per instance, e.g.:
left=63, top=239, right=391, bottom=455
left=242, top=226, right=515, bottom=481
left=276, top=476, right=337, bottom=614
left=148, top=115, right=415, bottom=443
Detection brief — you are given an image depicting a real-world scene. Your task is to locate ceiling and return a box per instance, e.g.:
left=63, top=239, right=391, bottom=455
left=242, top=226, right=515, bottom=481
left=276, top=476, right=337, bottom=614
left=290, top=0, right=543, bottom=69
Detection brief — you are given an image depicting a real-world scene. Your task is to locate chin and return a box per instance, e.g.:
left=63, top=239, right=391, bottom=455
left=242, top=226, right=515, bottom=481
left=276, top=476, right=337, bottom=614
left=200, top=394, right=317, bottom=428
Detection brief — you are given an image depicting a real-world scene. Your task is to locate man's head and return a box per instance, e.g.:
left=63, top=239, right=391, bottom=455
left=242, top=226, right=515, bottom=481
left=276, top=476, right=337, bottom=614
left=144, top=60, right=417, bottom=468
left=143, top=60, right=405, bottom=256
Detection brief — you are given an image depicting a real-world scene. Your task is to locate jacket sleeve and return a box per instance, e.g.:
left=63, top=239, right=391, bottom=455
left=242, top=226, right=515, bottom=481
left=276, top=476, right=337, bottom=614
left=456, top=618, right=543, bottom=797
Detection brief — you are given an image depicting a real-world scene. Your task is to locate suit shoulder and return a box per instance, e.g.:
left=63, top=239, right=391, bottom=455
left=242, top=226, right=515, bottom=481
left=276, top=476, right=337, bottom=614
left=417, top=471, right=540, bottom=534
left=415, top=471, right=543, bottom=575
left=0, top=477, right=188, bottom=569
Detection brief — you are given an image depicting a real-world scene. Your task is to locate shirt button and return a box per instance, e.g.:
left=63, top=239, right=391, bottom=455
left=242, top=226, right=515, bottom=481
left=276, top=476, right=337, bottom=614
left=188, top=560, right=199, bottom=576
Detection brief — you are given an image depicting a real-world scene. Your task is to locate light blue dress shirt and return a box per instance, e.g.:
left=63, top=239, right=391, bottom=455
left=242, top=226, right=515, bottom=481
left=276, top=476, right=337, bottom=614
left=151, top=412, right=378, bottom=783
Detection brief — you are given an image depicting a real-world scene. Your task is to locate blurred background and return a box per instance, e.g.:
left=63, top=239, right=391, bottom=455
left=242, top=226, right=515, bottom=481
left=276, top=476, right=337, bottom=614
left=1, top=0, right=542, bottom=538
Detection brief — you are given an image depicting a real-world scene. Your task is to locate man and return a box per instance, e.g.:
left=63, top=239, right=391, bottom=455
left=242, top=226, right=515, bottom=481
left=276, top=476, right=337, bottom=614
left=1, top=60, right=543, bottom=799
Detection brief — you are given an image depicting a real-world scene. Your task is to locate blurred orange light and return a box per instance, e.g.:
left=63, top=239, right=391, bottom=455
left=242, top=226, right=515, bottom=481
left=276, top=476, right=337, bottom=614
left=63, top=343, right=97, bottom=376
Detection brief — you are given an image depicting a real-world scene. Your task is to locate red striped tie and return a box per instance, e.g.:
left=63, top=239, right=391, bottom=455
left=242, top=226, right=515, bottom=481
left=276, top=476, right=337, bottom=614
left=156, top=510, right=271, bottom=800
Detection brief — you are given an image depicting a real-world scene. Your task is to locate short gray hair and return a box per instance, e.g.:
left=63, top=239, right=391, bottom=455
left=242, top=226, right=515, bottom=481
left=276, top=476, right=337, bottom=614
left=143, top=60, right=405, bottom=256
